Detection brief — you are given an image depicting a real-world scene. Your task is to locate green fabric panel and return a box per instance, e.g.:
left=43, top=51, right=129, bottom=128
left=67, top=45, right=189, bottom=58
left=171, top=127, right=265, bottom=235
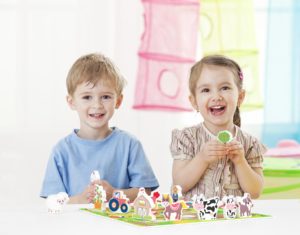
left=263, top=183, right=300, bottom=194
left=263, top=157, right=300, bottom=170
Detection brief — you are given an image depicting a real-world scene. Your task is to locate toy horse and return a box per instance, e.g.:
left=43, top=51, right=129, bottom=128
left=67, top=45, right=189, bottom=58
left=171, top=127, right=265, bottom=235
left=161, top=194, right=186, bottom=221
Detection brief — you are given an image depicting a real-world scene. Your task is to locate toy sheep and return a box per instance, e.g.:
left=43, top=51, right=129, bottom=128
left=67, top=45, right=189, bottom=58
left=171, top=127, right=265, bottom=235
left=46, top=192, right=69, bottom=213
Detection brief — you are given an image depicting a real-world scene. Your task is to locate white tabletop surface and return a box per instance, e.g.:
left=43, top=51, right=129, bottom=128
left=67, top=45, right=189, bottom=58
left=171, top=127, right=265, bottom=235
left=0, top=199, right=299, bottom=235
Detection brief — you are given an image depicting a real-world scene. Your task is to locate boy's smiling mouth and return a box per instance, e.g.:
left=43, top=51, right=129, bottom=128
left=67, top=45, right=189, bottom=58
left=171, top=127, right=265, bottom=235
left=89, top=113, right=105, bottom=119
left=209, top=105, right=226, bottom=115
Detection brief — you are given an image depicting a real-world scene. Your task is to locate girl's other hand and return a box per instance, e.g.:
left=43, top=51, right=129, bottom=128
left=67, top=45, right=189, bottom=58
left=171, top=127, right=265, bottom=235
left=226, top=140, right=245, bottom=165
left=197, top=139, right=228, bottom=165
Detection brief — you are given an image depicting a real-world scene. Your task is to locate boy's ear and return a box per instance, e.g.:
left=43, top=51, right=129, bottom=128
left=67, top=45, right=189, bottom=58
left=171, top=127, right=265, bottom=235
left=238, top=89, right=246, bottom=107
left=189, top=94, right=198, bottom=111
left=115, top=94, right=123, bottom=109
left=66, top=95, right=76, bottom=110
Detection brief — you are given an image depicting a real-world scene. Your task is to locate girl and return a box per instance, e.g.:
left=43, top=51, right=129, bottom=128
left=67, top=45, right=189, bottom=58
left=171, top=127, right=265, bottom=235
left=170, top=55, right=266, bottom=200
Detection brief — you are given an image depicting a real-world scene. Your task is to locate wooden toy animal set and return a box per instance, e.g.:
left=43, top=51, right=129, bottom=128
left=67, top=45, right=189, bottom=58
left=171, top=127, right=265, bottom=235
left=80, top=178, right=269, bottom=226
left=45, top=171, right=269, bottom=225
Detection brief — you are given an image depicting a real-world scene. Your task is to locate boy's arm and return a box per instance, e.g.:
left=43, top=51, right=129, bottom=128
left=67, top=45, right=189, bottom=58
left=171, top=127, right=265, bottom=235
left=94, top=180, right=151, bottom=202
left=68, top=184, right=97, bottom=204
left=115, top=188, right=140, bottom=202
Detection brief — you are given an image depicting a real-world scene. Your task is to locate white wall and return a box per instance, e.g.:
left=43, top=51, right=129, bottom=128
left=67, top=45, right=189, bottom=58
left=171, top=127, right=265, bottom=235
left=0, top=0, right=266, bottom=205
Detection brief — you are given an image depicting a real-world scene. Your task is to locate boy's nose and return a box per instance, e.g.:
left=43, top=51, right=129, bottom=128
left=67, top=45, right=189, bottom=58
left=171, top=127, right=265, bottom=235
left=92, top=98, right=104, bottom=108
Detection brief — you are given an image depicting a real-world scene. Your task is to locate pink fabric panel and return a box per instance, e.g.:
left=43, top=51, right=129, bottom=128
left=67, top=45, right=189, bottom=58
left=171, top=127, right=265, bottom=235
left=134, top=0, right=199, bottom=112
left=133, top=56, right=194, bottom=111
left=140, top=0, right=199, bottom=59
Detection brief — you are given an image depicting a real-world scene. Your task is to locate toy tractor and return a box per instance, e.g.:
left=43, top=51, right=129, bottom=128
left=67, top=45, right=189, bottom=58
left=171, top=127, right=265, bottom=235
left=108, top=191, right=130, bottom=213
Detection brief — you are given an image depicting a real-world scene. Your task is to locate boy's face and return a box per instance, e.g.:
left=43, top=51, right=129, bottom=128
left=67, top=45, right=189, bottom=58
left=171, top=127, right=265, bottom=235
left=67, top=79, right=122, bottom=138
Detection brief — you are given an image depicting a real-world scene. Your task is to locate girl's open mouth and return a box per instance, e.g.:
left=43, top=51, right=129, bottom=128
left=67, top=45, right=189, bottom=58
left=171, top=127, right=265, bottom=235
left=209, top=105, right=226, bottom=116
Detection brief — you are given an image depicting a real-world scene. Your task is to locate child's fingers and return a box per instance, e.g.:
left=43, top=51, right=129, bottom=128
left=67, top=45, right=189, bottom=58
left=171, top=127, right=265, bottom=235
left=91, top=180, right=101, bottom=186
left=208, top=149, right=228, bottom=156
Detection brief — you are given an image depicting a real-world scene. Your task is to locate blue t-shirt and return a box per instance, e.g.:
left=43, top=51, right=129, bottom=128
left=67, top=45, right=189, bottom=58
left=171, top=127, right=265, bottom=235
left=40, top=127, right=159, bottom=197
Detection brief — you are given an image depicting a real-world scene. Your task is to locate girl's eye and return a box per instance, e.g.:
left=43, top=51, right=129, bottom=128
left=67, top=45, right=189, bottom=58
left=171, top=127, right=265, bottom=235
left=222, top=86, right=230, bottom=91
left=201, top=88, right=209, bottom=93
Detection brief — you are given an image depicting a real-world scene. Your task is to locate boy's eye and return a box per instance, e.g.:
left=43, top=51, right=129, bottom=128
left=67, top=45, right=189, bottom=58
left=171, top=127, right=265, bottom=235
left=201, top=88, right=209, bottom=93
left=102, top=95, right=111, bottom=100
left=82, top=95, right=92, bottom=100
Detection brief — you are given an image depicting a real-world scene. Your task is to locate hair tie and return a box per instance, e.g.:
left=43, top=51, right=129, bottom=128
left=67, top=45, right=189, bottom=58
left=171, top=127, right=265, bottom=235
left=238, top=71, right=243, bottom=81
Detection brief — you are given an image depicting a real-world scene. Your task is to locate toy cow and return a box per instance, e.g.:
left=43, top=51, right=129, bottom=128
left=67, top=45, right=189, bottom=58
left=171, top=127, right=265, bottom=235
left=192, top=194, right=219, bottom=220
left=220, top=195, right=239, bottom=219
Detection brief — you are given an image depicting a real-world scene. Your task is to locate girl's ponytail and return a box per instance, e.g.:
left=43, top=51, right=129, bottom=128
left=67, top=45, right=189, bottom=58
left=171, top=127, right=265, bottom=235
left=233, top=106, right=241, bottom=127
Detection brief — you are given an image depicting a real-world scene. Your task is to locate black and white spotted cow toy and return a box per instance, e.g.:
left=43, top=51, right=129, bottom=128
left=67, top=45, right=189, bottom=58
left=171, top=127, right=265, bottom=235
left=192, top=194, right=220, bottom=220
left=220, top=195, right=239, bottom=219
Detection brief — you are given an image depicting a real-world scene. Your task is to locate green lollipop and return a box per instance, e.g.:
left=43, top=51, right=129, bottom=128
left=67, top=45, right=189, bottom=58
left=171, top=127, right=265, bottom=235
left=217, top=130, right=233, bottom=144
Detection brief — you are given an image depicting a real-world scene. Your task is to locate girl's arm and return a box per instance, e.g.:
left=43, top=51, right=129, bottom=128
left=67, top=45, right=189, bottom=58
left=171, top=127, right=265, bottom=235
left=227, top=141, right=264, bottom=198
left=173, top=139, right=228, bottom=193
left=172, top=157, right=208, bottom=193
left=233, top=159, right=264, bottom=199
left=173, top=140, right=228, bottom=193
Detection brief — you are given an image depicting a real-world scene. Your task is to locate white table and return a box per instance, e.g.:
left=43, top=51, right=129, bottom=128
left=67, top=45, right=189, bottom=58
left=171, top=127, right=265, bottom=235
left=0, top=199, right=299, bottom=235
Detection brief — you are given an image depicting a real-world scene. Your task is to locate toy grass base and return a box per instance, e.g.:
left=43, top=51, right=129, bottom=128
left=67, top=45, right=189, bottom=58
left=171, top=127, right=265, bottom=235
left=81, top=207, right=270, bottom=227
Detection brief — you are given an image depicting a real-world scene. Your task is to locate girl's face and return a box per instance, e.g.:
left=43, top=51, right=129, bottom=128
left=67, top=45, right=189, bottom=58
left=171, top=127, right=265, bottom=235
left=190, top=64, right=245, bottom=135
left=67, top=79, right=122, bottom=140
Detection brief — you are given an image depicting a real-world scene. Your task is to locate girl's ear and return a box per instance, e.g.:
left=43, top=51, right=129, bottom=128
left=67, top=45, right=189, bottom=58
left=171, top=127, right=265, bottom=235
left=115, top=94, right=123, bottom=109
left=189, top=94, right=198, bottom=111
left=66, top=95, right=76, bottom=110
left=238, top=89, right=246, bottom=107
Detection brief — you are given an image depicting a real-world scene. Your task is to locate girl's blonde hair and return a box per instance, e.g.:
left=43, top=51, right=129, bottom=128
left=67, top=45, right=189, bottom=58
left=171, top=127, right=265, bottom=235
left=66, top=53, right=126, bottom=96
left=189, top=55, right=244, bottom=127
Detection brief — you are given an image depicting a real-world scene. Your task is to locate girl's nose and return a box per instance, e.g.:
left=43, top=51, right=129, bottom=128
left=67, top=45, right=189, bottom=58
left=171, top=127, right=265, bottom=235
left=212, top=94, right=223, bottom=102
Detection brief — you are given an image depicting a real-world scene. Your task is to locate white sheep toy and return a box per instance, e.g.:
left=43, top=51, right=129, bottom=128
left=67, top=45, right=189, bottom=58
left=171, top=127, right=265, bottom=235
left=46, top=192, right=69, bottom=213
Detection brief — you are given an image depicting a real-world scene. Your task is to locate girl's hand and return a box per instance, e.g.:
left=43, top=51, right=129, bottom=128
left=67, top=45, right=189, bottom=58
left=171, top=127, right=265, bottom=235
left=92, top=179, right=115, bottom=200
left=197, top=139, right=228, bottom=165
left=226, top=140, right=245, bottom=165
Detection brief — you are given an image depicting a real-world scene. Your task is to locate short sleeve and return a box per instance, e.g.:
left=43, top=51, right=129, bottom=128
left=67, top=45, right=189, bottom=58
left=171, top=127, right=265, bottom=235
left=127, top=140, right=159, bottom=190
left=170, top=129, right=195, bottom=160
left=40, top=149, right=67, bottom=198
left=245, top=137, right=267, bottom=169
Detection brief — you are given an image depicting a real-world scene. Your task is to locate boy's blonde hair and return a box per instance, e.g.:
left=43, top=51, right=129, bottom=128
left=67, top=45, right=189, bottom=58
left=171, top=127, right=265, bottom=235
left=189, top=55, right=244, bottom=127
left=66, top=53, right=126, bottom=96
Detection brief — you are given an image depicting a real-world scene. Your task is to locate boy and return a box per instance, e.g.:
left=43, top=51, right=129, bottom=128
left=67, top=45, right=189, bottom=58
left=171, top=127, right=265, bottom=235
left=40, top=53, right=159, bottom=203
